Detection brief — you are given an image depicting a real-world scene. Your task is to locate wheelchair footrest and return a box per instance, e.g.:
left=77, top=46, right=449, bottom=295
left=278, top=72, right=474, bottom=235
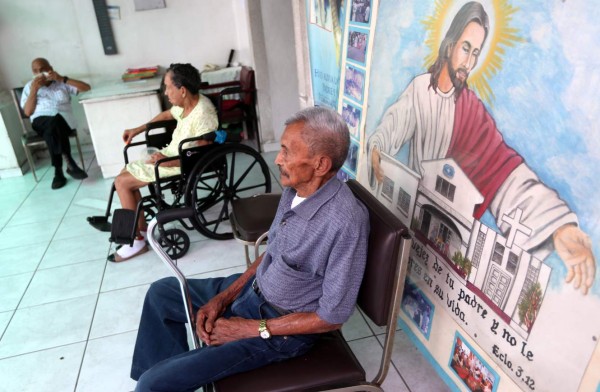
left=87, top=216, right=112, bottom=232
left=109, top=209, right=136, bottom=244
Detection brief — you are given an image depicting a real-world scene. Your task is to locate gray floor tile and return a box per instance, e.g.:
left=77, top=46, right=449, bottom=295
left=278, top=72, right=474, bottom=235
left=0, top=220, right=58, bottom=250
left=0, top=295, right=97, bottom=358
left=0, top=311, right=13, bottom=336
left=90, top=285, right=149, bottom=339
left=0, top=244, right=46, bottom=278
left=0, top=272, right=33, bottom=312
left=0, top=342, right=85, bottom=392
left=77, top=332, right=138, bottom=392
left=19, top=260, right=105, bottom=308
left=348, top=336, right=410, bottom=392
left=39, top=231, right=110, bottom=269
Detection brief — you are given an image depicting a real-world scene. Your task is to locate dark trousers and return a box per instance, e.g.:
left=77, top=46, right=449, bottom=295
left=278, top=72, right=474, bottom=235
left=31, top=114, right=73, bottom=169
left=131, top=275, right=318, bottom=392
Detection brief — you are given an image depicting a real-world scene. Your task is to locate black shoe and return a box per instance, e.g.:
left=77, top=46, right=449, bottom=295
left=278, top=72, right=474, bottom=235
left=67, top=166, right=88, bottom=179
left=51, top=175, right=67, bottom=189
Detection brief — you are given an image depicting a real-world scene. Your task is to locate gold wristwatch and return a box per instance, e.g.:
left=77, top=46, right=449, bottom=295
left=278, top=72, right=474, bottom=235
left=258, top=319, right=271, bottom=339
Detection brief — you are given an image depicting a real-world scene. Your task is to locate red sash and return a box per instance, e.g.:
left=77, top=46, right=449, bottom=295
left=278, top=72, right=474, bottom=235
left=447, top=89, right=523, bottom=219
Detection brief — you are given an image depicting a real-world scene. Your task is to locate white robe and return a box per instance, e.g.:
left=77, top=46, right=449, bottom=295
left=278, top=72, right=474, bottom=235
left=367, top=74, right=577, bottom=259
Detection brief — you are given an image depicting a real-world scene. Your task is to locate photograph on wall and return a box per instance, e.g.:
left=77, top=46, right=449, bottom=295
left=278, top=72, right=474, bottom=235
left=346, top=27, right=369, bottom=66
left=401, top=278, right=435, bottom=339
left=342, top=100, right=362, bottom=141
left=343, top=140, right=360, bottom=176
left=349, top=0, right=371, bottom=25
left=306, top=0, right=345, bottom=109
left=449, top=332, right=499, bottom=392
left=355, top=1, right=600, bottom=391
left=337, top=168, right=352, bottom=182
left=343, top=65, right=365, bottom=104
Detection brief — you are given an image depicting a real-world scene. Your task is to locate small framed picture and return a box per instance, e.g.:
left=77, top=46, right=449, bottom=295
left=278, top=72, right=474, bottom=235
left=336, top=168, right=352, bottom=182
left=346, top=27, right=369, bottom=66
left=342, top=100, right=362, bottom=140
left=309, top=0, right=334, bottom=31
left=343, top=65, right=366, bottom=104
left=349, top=0, right=372, bottom=26
left=401, top=278, right=435, bottom=340
left=449, top=332, right=500, bottom=392
left=343, top=140, right=360, bottom=175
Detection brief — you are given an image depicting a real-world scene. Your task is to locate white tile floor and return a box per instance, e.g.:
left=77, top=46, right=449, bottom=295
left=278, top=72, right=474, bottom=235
left=0, top=147, right=450, bottom=392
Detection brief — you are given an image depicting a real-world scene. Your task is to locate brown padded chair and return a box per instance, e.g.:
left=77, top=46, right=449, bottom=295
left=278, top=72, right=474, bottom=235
left=10, top=87, right=85, bottom=182
left=148, top=179, right=411, bottom=392
left=210, top=179, right=411, bottom=391
left=230, top=193, right=282, bottom=267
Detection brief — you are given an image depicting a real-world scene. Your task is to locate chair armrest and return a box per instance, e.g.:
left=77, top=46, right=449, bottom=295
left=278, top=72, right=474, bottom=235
left=177, top=133, right=219, bottom=155
left=219, top=86, right=242, bottom=96
left=123, top=140, right=148, bottom=164
left=156, top=207, right=196, bottom=225
left=153, top=155, right=180, bottom=180
left=200, top=80, right=239, bottom=90
left=145, top=119, right=177, bottom=133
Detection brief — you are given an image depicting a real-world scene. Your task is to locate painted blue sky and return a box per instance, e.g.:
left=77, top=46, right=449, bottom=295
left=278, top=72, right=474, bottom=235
left=365, top=0, right=600, bottom=294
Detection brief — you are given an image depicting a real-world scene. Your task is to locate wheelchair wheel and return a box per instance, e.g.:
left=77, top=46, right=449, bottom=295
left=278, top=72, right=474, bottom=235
left=159, top=228, right=190, bottom=259
left=185, top=144, right=272, bottom=240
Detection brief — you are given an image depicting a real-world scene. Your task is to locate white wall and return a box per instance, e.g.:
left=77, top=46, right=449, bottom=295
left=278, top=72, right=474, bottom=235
left=0, top=0, right=251, bottom=87
left=0, top=0, right=301, bottom=155
left=260, top=0, right=301, bottom=147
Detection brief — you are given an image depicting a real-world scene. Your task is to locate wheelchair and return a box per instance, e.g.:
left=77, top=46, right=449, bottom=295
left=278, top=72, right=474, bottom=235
left=87, top=119, right=272, bottom=259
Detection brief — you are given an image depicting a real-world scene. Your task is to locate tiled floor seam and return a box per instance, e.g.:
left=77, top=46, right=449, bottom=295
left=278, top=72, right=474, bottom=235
left=73, top=254, right=110, bottom=392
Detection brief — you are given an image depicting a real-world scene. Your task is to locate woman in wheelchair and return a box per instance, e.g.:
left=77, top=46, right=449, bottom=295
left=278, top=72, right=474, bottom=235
left=109, top=63, right=218, bottom=262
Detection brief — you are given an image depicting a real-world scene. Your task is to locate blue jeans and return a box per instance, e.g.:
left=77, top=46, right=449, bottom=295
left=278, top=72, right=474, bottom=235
left=131, top=275, right=318, bottom=392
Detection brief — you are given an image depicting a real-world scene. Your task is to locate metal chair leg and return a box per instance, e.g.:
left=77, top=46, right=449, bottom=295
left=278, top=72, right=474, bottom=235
left=22, top=142, right=39, bottom=182
left=73, top=132, right=85, bottom=170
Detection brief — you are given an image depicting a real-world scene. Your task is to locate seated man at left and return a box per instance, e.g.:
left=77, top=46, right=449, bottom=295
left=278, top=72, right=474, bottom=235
left=20, top=57, right=91, bottom=189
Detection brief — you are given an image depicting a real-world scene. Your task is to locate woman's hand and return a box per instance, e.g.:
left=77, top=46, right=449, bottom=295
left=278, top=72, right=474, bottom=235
left=122, top=129, right=138, bottom=145
left=145, top=152, right=168, bottom=164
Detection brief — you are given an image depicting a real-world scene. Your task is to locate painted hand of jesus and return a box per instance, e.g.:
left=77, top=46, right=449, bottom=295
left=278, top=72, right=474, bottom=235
left=371, top=148, right=384, bottom=183
left=553, top=224, right=596, bottom=295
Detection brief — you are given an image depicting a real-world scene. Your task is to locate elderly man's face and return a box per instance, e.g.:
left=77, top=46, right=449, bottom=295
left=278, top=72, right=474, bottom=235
left=447, top=21, right=485, bottom=90
left=274, top=122, right=317, bottom=192
left=31, top=59, right=52, bottom=77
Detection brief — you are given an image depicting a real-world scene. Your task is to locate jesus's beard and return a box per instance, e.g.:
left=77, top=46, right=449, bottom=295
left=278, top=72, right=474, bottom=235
left=448, top=63, right=469, bottom=97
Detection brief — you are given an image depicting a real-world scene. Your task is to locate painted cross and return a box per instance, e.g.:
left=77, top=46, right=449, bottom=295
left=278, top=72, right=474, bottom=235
left=501, top=208, right=532, bottom=248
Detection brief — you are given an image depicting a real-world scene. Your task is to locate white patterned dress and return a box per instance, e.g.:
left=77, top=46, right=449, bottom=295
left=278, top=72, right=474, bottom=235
left=126, top=95, right=218, bottom=182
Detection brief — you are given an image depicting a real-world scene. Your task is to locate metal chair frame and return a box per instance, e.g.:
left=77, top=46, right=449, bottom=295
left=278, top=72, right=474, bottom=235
left=10, top=87, right=85, bottom=182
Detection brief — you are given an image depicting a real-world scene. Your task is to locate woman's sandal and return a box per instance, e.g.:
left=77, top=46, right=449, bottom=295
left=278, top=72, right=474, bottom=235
left=108, top=245, right=149, bottom=263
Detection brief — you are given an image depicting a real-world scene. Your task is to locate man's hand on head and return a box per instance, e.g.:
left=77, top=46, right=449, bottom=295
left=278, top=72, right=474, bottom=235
left=45, top=70, right=63, bottom=82
left=31, top=75, right=46, bottom=91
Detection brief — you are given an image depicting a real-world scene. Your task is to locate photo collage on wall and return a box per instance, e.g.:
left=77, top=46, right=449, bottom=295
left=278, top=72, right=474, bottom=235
left=337, top=0, right=374, bottom=181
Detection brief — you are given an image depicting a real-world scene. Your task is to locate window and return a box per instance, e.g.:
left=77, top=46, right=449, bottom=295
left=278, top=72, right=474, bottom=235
left=396, top=187, right=411, bottom=214
left=506, top=252, right=519, bottom=274
left=381, top=177, right=394, bottom=202
left=472, top=231, right=486, bottom=268
left=435, top=176, right=456, bottom=202
left=492, top=242, right=504, bottom=265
